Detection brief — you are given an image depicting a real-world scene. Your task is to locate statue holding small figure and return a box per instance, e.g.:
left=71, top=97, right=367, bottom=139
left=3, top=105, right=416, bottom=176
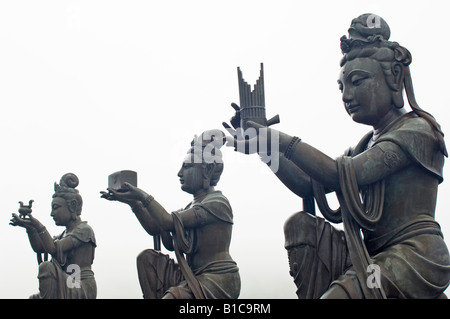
left=224, top=14, right=450, bottom=299
left=10, top=173, right=97, bottom=299
left=101, top=129, right=240, bottom=299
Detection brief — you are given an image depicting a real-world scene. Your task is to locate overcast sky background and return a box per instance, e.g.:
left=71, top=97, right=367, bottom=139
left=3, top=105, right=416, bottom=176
left=1, top=1, right=449, bottom=299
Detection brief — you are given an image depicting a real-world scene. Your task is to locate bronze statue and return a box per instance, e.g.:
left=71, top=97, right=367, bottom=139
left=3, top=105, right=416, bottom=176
left=10, top=173, right=97, bottom=299
left=223, top=13, right=450, bottom=299
left=101, top=129, right=241, bottom=299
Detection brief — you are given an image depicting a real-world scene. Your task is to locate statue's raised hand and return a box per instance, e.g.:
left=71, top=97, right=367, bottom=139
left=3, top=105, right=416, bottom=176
left=101, top=182, right=148, bottom=205
left=222, top=120, right=267, bottom=155
left=10, top=213, right=29, bottom=228
left=224, top=102, right=241, bottom=130
left=9, top=213, right=41, bottom=230
left=223, top=120, right=291, bottom=157
left=222, top=103, right=249, bottom=153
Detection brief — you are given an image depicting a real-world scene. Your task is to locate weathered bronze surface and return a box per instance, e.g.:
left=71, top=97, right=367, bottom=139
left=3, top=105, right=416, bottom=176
left=10, top=173, right=97, bottom=299
left=224, top=13, right=450, bottom=299
left=101, top=129, right=240, bottom=299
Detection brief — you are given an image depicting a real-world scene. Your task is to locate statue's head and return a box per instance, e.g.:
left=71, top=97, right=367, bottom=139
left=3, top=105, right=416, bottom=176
left=178, top=130, right=225, bottom=195
left=338, top=14, right=410, bottom=124
left=338, top=13, right=447, bottom=156
left=51, top=173, right=83, bottom=225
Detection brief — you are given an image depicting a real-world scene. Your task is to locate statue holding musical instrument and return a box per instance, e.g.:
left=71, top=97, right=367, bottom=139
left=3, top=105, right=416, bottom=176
left=224, top=14, right=450, bottom=299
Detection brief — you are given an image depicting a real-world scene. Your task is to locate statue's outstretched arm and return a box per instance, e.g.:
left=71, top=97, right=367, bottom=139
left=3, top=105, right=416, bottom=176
left=132, top=197, right=172, bottom=235
left=282, top=136, right=410, bottom=190
left=33, top=227, right=58, bottom=256
left=26, top=227, right=45, bottom=253
left=102, top=183, right=169, bottom=235
left=243, top=121, right=410, bottom=191
left=271, top=154, right=314, bottom=199
left=10, top=213, right=53, bottom=254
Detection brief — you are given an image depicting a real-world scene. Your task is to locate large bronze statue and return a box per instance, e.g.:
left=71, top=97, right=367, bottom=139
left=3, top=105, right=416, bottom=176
left=10, top=173, right=97, bottom=299
left=101, top=129, right=240, bottom=299
left=224, top=13, right=450, bottom=299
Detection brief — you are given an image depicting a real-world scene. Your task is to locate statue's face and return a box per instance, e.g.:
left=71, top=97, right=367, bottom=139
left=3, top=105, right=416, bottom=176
left=50, top=197, right=73, bottom=226
left=178, top=154, right=204, bottom=195
left=338, top=57, right=393, bottom=127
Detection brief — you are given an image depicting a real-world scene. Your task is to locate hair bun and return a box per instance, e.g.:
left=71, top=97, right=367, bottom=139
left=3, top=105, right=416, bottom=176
left=348, top=13, right=390, bottom=41
left=60, top=173, right=79, bottom=189
left=54, top=173, right=80, bottom=194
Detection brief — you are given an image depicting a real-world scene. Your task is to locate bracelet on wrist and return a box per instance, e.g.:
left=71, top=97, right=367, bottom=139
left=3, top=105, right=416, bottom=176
left=143, top=195, right=155, bottom=208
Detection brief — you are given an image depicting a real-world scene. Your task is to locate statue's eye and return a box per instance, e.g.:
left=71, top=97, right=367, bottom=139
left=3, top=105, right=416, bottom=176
left=351, top=74, right=367, bottom=86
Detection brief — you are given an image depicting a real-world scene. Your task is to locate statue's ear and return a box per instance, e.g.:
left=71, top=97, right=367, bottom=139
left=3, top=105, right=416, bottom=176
left=391, top=62, right=405, bottom=108
left=202, top=163, right=216, bottom=180
left=67, top=199, right=78, bottom=215
left=392, top=62, right=403, bottom=87
left=202, top=163, right=216, bottom=189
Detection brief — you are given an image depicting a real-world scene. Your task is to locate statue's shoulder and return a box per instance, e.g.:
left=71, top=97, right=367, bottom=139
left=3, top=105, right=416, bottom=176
left=196, top=191, right=233, bottom=224
left=377, top=112, right=444, bottom=182
left=379, top=112, right=437, bottom=144
left=201, top=190, right=230, bottom=205
left=396, top=112, right=432, bottom=132
left=67, top=221, right=97, bottom=246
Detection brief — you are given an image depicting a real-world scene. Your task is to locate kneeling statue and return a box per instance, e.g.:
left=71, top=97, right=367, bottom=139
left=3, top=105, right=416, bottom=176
left=10, top=173, right=97, bottom=299
left=101, top=129, right=240, bottom=299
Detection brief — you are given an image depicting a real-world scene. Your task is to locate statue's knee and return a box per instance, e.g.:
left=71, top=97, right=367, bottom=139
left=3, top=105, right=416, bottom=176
left=284, top=211, right=318, bottom=250
left=136, top=249, right=164, bottom=268
left=137, top=249, right=154, bottom=264
left=37, top=261, right=56, bottom=280
left=284, top=212, right=321, bottom=282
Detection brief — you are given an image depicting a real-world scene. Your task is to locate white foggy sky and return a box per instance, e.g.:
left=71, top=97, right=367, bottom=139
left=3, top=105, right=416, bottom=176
left=0, top=1, right=449, bottom=298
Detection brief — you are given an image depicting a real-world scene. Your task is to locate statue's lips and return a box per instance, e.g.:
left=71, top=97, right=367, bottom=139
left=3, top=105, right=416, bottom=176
left=347, top=104, right=360, bottom=114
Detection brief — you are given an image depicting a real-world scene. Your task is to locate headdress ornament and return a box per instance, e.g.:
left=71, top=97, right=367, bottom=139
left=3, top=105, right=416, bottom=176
left=340, top=13, right=391, bottom=54
left=54, top=173, right=80, bottom=195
